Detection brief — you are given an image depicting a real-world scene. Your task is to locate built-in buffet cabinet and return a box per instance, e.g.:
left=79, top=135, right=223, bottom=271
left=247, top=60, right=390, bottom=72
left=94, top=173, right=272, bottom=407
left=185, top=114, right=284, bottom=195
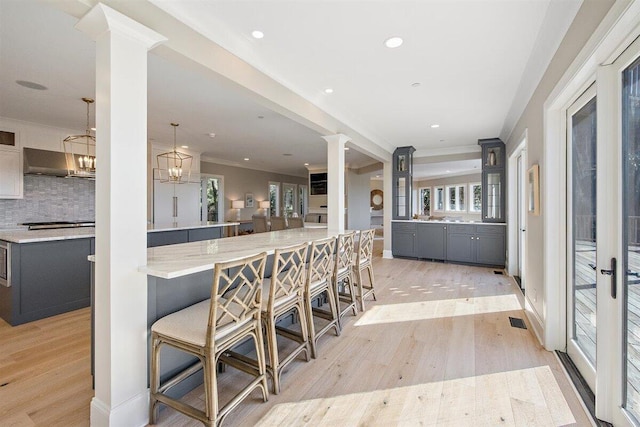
left=392, top=221, right=505, bottom=267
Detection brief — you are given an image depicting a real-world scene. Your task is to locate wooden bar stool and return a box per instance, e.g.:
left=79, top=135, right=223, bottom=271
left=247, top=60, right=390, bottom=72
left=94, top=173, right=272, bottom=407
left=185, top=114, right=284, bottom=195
left=305, top=236, right=340, bottom=359
left=220, top=243, right=310, bottom=395
left=354, top=229, right=377, bottom=311
left=261, top=242, right=310, bottom=393
left=333, top=231, right=358, bottom=329
left=149, top=252, right=269, bottom=427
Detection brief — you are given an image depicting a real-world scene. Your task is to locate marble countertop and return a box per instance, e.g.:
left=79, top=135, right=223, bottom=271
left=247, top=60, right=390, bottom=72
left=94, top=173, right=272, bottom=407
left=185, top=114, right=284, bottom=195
left=0, top=227, right=96, bottom=243
left=391, top=219, right=506, bottom=226
left=147, top=221, right=238, bottom=233
left=140, top=228, right=341, bottom=279
left=0, top=221, right=240, bottom=243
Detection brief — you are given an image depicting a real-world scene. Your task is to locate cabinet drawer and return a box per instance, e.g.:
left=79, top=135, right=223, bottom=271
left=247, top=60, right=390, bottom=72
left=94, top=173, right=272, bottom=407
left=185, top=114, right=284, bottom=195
left=447, top=224, right=476, bottom=234
left=476, top=225, right=506, bottom=236
left=392, top=222, right=417, bottom=232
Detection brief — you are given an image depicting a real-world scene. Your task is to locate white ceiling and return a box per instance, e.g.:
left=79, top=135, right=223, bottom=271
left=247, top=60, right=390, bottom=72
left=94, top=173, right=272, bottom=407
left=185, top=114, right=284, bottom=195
left=0, top=0, right=582, bottom=179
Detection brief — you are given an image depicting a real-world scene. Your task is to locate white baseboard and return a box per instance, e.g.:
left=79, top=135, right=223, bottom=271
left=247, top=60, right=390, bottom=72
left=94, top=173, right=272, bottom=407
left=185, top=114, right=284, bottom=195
left=382, top=249, right=393, bottom=259
left=90, top=390, right=149, bottom=427
left=524, top=296, right=545, bottom=347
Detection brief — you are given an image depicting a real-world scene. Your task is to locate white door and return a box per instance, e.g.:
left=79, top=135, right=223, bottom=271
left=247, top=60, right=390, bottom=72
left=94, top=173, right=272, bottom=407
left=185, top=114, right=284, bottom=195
left=594, top=36, right=640, bottom=426
left=516, top=150, right=526, bottom=287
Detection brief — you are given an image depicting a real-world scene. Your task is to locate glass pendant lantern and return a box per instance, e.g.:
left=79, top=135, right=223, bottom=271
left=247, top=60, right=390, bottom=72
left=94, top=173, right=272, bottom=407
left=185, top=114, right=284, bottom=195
left=63, top=98, right=96, bottom=178
left=156, top=123, right=192, bottom=183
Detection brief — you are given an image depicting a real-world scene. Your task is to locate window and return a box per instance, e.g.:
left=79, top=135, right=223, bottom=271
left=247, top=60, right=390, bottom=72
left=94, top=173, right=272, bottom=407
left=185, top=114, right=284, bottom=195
left=201, top=175, right=223, bottom=221
left=446, top=185, right=466, bottom=211
left=434, top=187, right=444, bottom=211
left=470, top=183, right=482, bottom=212
left=419, top=187, right=431, bottom=215
left=268, top=182, right=280, bottom=217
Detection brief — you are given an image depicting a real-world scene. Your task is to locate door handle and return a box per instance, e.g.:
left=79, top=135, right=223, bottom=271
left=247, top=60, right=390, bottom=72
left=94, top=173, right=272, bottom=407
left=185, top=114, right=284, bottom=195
left=600, top=257, right=617, bottom=299
left=627, top=270, right=640, bottom=278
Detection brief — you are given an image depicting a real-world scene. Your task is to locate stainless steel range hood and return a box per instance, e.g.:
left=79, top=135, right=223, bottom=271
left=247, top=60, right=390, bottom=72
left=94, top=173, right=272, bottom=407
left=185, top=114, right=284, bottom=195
left=23, top=147, right=70, bottom=177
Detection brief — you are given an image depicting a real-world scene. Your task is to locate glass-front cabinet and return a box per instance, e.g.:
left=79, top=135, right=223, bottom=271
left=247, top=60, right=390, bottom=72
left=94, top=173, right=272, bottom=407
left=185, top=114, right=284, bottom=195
left=478, top=138, right=505, bottom=223
left=393, top=146, right=415, bottom=220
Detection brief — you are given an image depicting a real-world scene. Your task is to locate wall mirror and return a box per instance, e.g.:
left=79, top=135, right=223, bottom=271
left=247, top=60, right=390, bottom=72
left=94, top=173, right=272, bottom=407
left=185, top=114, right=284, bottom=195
left=371, top=189, right=383, bottom=210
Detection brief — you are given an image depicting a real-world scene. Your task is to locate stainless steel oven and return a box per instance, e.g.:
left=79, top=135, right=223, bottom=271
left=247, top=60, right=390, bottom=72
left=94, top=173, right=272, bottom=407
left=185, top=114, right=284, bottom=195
left=0, top=241, right=10, bottom=287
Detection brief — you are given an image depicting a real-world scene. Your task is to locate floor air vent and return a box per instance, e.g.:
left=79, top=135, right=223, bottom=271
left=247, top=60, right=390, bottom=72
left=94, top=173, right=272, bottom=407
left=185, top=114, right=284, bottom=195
left=494, top=270, right=504, bottom=275
left=509, top=317, right=527, bottom=329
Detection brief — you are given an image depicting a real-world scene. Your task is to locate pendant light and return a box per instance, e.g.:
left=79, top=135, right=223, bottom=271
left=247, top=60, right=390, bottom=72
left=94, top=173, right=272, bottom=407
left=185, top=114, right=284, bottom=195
left=156, top=123, right=192, bottom=183
left=63, top=97, right=96, bottom=178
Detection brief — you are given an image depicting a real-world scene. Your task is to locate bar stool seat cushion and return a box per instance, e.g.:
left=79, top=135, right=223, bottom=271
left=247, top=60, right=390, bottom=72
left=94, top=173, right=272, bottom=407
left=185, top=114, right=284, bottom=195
left=151, top=298, right=252, bottom=347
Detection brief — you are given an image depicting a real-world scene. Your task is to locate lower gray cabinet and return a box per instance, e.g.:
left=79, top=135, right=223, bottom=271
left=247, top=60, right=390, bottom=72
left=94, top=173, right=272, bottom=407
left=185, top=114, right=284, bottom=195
left=416, top=223, right=447, bottom=260
left=392, top=221, right=506, bottom=267
left=392, top=222, right=416, bottom=258
left=188, top=227, right=222, bottom=242
left=476, top=231, right=506, bottom=265
left=446, top=224, right=505, bottom=266
left=147, top=230, right=189, bottom=247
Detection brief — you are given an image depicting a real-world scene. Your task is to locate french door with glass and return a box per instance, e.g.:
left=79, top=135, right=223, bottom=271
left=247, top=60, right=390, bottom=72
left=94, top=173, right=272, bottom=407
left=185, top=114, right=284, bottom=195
left=566, top=36, right=640, bottom=426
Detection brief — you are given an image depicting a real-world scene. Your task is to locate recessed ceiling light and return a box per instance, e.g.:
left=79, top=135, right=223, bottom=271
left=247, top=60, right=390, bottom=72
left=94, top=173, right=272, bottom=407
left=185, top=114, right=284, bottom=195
left=324, top=88, right=334, bottom=94
left=251, top=30, right=264, bottom=39
left=384, top=36, right=403, bottom=48
left=304, top=162, right=309, bottom=166
left=16, top=80, right=48, bottom=90
left=258, top=115, right=264, bottom=119
left=208, top=132, right=216, bottom=138
left=376, top=175, right=381, bottom=178
left=431, top=124, right=440, bottom=128
left=411, top=82, right=421, bottom=87
left=446, top=170, right=451, bottom=173
left=181, top=145, right=189, bottom=149
left=244, top=158, right=250, bottom=161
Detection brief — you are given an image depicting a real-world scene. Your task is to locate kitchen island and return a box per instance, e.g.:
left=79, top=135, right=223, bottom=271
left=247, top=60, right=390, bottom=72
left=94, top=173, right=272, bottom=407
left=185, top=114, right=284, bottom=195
left=0, top=221, right=237, bottom=326
left=392, top=219, right=506, bottom=267
left=127, top=228, right=342, bottom=397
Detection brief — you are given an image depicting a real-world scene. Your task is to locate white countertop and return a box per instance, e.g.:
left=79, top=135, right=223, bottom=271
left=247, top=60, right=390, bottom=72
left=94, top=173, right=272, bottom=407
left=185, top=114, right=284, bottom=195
left=140, top=228, right=341, bottom=279
left=0, top=221, right=239, bottom=243
left=391, top=219, right=506, bottom=226
left=147, top=221, right=238, bottom=233
left=0, top=227, right=96, bottom=243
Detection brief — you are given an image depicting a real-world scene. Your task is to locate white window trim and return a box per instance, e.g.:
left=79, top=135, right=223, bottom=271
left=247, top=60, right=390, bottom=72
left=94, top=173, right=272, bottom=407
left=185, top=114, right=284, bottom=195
left=418, top=186, right=431, bottom=215
left=433, top=186, right=445, bottom=212
left=445, top=184, right=466, bottom=212
left=469, top=182, right=482, bottom=213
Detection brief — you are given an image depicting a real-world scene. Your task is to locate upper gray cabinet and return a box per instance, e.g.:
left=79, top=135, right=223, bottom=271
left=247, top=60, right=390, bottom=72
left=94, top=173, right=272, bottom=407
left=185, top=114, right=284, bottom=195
left=392, top=146, right=415, bottom=220
left=478, top=138, right=505, bottom=223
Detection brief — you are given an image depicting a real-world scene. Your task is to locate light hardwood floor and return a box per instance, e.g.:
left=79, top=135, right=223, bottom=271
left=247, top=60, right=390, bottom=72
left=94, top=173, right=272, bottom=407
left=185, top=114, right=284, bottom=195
left=0, top=242, right=591, bottom=426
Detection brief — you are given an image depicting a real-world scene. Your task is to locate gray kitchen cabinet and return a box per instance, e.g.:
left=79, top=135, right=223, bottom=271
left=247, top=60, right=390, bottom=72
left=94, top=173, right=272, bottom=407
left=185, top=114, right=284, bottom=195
left=476, top=229, right=506, bottom=265
left=147, top=230, right=189, bottom=247
left=416, top=223, right=447, bottom=260
left=446, top=232, right=475, bottom=263
left=392, top=222, right=416, bottom=258
left=0, top=238, right=92, bottom=326
left=446, top=224, right=505, bottom=266
left=188, top=227, right=222, bottom=242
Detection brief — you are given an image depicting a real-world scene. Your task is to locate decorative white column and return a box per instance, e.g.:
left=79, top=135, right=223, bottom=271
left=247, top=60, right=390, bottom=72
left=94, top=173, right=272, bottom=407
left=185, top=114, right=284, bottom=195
left=76, top=5, right=166, bottom=427
left=382, top=160, right=393, bottom=259
left=323, top=134, right=351, bottom=232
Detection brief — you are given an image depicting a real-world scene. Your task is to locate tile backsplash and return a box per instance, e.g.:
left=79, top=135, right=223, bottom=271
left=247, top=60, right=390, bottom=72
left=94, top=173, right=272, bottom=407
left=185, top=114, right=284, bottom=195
left=0, top=175, right=95, bottom=228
